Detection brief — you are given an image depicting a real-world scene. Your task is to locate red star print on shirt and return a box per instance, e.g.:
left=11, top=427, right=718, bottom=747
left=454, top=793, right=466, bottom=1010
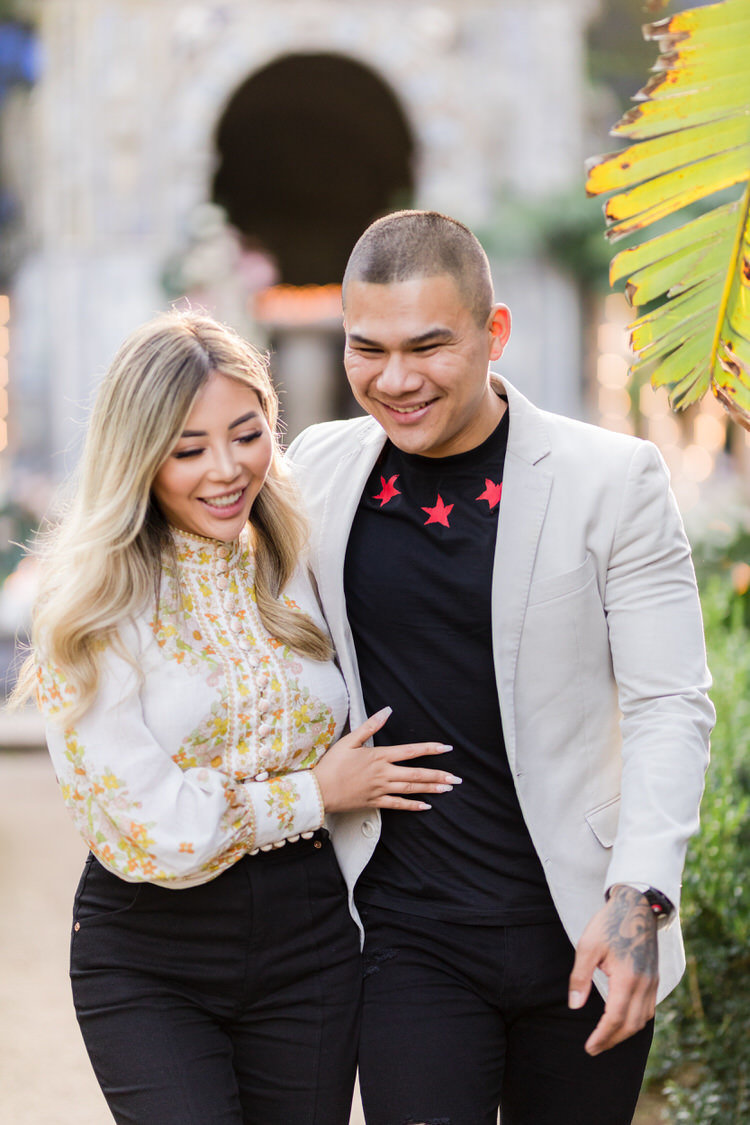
left=476, top=479, right=502, bottom=509
left=422, top=494, right=454, bottom=527
left=373, top=474, right=401, bottom=507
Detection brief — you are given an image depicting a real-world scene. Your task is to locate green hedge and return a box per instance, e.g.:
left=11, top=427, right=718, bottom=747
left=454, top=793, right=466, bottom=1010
left=646, top=576, right=750, bottom=1123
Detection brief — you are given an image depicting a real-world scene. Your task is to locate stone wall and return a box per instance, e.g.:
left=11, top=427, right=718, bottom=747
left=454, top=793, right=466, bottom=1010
left=7, top=0, right=600, bottom=473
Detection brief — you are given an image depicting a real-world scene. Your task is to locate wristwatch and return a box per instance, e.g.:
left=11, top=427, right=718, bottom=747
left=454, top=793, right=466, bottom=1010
left=607, top=883, right=674, bottom=927
left=641, top=887, right=674, bottom=925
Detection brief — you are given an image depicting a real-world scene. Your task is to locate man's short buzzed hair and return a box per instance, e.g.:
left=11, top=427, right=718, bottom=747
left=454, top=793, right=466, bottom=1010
left=343, top=210, right=494, bottom=327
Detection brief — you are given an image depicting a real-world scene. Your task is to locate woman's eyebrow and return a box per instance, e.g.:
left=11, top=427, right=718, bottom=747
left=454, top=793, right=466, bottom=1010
left=180, top=411, right=259, bottom=438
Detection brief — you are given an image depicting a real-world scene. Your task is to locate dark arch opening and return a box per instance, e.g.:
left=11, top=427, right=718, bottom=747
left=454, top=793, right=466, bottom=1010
left=212, top=53, right=415, bottom=285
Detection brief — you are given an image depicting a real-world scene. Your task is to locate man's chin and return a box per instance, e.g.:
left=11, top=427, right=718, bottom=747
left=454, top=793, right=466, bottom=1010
left=372, top=406, right=440, bottom=453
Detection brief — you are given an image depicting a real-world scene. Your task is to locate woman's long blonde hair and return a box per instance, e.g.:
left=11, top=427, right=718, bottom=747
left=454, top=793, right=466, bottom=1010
left=13, top=310, right=331, bottom=720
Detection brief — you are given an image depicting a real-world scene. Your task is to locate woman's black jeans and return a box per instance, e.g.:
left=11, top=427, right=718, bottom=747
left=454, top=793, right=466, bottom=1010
left=70, top=832, right=361, bottom=1125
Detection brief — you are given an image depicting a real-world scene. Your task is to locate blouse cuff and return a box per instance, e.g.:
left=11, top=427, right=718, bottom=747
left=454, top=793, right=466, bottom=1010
left=247, top=768, right=326, bottom=850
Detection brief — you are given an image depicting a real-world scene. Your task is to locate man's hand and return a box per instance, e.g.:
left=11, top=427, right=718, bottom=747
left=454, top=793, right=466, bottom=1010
left=568, top=884, right=658, bottom=1056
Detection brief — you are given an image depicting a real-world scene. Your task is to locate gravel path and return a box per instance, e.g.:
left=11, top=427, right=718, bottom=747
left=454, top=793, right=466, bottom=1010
left=0, top=748, right=365, bottom=1124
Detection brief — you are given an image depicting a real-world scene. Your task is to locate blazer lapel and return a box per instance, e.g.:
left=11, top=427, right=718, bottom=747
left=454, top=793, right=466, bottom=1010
left=316, top=421, right=386, bottom=726
left=491, top=378, right=552, bottom=770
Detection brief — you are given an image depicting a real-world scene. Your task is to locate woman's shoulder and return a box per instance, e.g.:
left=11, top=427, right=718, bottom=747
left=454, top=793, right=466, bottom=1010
left=280, top=563, right=326, bottom=626
left=35, top=612, right=151, bottom=723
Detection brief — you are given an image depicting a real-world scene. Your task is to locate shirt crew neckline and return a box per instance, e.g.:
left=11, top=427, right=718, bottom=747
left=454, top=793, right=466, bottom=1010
left=394, top=408, right=509, bottom=472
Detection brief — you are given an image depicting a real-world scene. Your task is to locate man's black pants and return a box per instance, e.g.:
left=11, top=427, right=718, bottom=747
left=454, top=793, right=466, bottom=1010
left=70, top=835, right=361, bottom=1125
left=357, top=904, right=653, bottom=1125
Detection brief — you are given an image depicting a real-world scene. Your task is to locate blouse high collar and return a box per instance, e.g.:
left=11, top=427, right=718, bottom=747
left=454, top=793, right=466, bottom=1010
left=169, top=525, right=247, bottom=570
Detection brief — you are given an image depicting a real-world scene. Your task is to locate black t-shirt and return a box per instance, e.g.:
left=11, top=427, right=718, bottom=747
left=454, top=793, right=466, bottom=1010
left=344, top=411, right=556, bottom=923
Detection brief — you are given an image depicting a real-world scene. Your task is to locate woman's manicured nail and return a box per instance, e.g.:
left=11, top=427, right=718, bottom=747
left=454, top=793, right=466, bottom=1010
left=373, top=706, right=392, bottom=722
left=445, top=775, right=463, bottom=784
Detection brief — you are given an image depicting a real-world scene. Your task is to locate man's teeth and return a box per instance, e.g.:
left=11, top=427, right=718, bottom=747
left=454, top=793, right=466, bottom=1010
left=203, top=490, right=242, bottom=508
left=391, top=402, right=429, bottom=414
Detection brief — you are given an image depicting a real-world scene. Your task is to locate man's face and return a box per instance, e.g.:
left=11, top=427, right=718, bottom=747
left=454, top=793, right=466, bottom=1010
left=343, top=274, right=510, bottom=458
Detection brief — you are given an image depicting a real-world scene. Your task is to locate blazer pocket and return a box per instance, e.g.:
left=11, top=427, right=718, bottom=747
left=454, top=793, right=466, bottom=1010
left=585, top=795, right=621, bottom=848
left=527, top=553, right=596, bottom=607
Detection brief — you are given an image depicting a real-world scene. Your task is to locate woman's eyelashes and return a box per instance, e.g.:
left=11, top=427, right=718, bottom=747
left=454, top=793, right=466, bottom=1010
left=172, top=431, right=263, bottom=459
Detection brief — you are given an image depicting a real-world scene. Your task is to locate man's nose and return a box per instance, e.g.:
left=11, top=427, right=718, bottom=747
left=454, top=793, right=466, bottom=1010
left=376, top=353, right=421, bottom=395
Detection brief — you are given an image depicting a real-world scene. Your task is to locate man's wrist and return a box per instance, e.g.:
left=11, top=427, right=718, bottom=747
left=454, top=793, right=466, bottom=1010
left=606, top=883, right=674, bottom=927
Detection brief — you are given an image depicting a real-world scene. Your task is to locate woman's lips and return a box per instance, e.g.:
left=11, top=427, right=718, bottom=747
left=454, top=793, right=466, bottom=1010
left=199, top=487, right=247, bottom=518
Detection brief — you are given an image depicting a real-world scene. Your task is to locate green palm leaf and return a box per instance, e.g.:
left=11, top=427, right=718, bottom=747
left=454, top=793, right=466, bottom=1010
left=586, top=0, right=750, bottom=424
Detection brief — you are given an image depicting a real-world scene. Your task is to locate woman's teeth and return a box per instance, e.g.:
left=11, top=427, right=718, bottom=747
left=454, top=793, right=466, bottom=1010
left=203, top=490, right=242, bottom=508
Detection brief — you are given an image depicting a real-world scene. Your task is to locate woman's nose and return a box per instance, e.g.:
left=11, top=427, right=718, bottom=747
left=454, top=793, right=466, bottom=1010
left=208, top=444, right=241, bottom=481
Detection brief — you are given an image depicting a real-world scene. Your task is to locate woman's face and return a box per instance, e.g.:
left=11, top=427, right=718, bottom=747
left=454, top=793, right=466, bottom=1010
left=152, top=370, right=273, bottom=541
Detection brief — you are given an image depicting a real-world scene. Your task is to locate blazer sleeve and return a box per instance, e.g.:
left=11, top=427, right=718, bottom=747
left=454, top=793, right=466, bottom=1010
left=602, top=440, right=714, bottom=909
left=37, top=640, right=325, bottom=885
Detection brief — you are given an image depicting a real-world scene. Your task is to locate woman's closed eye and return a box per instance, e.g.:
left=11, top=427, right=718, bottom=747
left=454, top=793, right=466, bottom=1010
left=173, top=430, right=262, bottom=459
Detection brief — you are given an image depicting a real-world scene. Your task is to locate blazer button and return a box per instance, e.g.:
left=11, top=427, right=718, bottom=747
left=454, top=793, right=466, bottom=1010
left=361, top=819, right=376, bottom=838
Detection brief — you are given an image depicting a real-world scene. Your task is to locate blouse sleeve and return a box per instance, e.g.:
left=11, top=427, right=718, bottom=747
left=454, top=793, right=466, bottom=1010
left=36, top=642, right=325, bottom=885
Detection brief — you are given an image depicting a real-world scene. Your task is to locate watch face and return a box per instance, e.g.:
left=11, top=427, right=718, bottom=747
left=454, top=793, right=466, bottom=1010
left=645, top=888, right=673, bottom=921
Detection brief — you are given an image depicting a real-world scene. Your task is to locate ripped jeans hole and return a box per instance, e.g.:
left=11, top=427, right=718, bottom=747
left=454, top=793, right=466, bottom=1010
left=363, top=946, right=398, bottom=978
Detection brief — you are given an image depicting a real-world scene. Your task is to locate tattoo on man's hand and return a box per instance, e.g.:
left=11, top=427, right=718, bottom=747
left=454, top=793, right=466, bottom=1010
left=604, top=887, right=658, bottom=977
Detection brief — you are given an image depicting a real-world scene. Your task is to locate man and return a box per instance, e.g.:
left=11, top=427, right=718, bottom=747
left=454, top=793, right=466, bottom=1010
left=287, top=210, right=713, bottom=1125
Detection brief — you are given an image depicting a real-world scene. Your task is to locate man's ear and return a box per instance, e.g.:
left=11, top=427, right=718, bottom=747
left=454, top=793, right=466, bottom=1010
left=488, top=304, right=511, bottom=360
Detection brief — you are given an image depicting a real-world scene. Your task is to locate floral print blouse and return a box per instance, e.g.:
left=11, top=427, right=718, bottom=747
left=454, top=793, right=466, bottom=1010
left=36, top=528, right=349, bottom=887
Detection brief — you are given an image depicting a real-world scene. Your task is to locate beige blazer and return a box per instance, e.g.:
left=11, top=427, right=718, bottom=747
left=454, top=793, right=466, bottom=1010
left=287, top=377, right=714, bottom=1001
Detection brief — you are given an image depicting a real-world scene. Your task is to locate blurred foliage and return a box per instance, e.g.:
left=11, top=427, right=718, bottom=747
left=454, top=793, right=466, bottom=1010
left=645, top=573, right=750, bottom=1123
left=0, top=2, right=36, bottom=27
left=0, top=498, right=36, bottom=585
left=587, top=0, right=658, bottom=110
left=477, top=190, right=615, bottom=291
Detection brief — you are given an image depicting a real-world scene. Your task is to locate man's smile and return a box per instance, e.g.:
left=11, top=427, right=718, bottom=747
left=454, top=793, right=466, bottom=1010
left=378, top=398, right=439, bottom=419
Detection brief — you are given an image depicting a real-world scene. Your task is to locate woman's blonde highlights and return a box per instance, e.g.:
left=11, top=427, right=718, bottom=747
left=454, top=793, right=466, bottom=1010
left=12, top=310, right=331, bottom=721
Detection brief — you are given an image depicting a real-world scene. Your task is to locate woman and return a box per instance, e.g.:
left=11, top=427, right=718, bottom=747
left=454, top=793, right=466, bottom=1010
left=12, top=311, right=456, bottom=1125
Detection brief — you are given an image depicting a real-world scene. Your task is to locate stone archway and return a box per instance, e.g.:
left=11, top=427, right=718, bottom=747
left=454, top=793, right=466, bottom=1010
left=212, top=52, right=415, bottom=284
